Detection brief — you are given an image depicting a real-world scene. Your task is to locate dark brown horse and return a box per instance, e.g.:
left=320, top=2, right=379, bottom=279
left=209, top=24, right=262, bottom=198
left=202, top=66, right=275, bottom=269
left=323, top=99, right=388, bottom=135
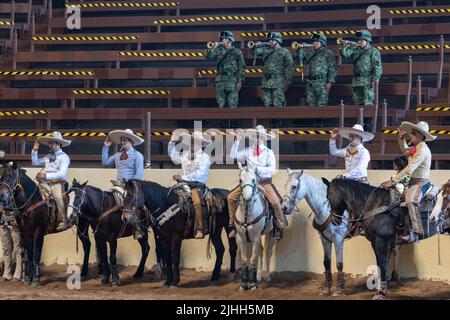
left=67, top=179, right=164, bottom=286
left=122, top=179, right=237, bottom=287
left=0, top=161, right=70, bottom=286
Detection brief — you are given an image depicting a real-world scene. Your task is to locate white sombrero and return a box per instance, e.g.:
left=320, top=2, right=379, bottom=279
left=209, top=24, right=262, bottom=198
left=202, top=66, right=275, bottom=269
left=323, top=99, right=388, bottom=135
left=178, top=131, right=212, bottom=147
left=108, top=129, right=144, bottom=146
left=400, top=121, right=436, bottom=142
left=338, top=124, right=374, bottom=143
left=37, top=131, right=71, bottom=147
left=245, top=125, right=276, bottom=140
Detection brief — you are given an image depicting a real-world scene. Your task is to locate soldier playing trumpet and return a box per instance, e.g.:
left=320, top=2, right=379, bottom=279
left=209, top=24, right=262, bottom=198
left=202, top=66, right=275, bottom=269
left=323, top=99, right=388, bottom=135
left=296, top=33, right=337, bottom=107
left=205, top=31, right=246, bottom=108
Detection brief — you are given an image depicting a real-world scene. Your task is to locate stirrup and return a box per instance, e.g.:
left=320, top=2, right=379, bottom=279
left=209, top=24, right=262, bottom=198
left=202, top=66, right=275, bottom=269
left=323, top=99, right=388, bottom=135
left=194, top=230, right=205, bottom=239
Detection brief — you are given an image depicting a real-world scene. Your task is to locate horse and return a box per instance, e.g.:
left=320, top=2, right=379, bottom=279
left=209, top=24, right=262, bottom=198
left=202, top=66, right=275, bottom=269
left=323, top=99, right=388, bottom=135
left=66, top=179, right=164, bottom=286
left=430, top=187, right=450, bottom=232
left=121, top=179, right=237, bottom=287
left=0, top=161, right=74, bottom=286
left=324, top=177, right=404, bottom=299
left=234, top=163, right=277, bottom=292
left=281, top=169, right=349, bottom=296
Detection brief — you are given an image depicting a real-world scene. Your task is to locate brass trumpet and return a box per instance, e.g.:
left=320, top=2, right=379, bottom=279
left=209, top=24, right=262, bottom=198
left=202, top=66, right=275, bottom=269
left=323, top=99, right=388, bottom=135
left=337, top=37, right=358, bottom=48
left=207, top=41, right=221, bottom=49
left=291, top=41, right=314, bottom=49
left=247, top=41, right=270, bottom=48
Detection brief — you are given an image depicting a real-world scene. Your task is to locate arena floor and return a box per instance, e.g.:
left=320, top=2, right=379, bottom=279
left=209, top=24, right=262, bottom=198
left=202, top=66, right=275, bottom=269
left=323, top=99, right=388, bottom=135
left=1, top=264, right=449, bottom=300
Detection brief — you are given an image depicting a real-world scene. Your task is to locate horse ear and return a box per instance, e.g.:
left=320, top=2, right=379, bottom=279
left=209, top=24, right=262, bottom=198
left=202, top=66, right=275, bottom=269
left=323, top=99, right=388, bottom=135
left=82, top=180, right=88, bottom=187
left=321, top=178, right=330, bottom=188
left=72, top=178, right=77, bottom=185
left=237, top=162, right=243, bottom=170
left=287, top=167, right=292, bottom=175
left=11, top=161, right=17, bottom=169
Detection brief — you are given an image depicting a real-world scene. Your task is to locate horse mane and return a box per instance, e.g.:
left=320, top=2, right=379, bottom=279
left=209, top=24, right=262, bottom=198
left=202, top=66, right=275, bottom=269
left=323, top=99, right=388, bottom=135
left=17, top=167, right=42, bottom=203
left=330, top=178, right=390, bottom=212
left=131, top=180, right=178, bottom=215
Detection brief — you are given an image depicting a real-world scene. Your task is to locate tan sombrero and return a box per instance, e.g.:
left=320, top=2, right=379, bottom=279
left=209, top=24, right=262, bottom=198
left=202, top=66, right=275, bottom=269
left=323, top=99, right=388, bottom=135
left=245, top=125, right=276, bottom=140
left=338, top=124, right=374, bottom=143
left=400, top=121, right=436, bottom=142
left=178, top=131, right=212, bottom=147
left=108, top=129, right=144, bottom=146
left=37, top=131, right=71, bottom=147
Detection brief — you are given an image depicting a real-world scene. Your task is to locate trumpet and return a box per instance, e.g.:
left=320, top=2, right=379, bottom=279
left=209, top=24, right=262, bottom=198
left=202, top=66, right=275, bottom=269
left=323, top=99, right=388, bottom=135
left=291, top=41, right=314, bottom=49
left=247, top=41, right=270, bottom=48
left=207, top=41, right=221, bottom=49
left=337, top=37, right=358, bottom=48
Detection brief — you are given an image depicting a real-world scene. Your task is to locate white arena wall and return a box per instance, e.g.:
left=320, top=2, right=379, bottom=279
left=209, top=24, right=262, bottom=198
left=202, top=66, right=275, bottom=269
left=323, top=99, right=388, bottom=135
left=9, top=168, right=450, bottom=282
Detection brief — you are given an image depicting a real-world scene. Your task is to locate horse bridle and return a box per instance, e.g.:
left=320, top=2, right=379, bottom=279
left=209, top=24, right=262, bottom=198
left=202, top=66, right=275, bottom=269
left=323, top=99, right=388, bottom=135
left=67, top=186, right=87, bottom=218
left=240, top=169, right=258, bottom=205
left=283, top=170, right=303, bottom=211
left=0, top=167, right=37, bottom=213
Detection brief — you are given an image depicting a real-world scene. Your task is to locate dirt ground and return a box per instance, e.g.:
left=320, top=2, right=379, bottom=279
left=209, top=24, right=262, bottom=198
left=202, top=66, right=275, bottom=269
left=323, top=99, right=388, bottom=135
left=0, top=264, right=449, bottom=300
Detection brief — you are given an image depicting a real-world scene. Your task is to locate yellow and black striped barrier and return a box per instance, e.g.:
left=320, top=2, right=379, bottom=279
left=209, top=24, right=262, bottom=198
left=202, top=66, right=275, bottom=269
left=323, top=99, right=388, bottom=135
left=0, top=110, right=48, bottom=117
left=154, top=16, right=264, bottom=24
left=0, top=21, right=14, bottom=26
left=390, top=8, right=450, bottom=15
left=241, top=29, right=354, bottom=37
left=32, top=35, right=139, bottom=41
left=383, top=129, right=450, bottom=135
left=0, top=70, right=93, bottom=76
left=416, top=106, right=450, bottom=111
left=376, top=44, right=450, bottom=51
left=118, top=51, right=204, bottom=57
left=72, top=89, right=170, bottom=95
left=198, top=67, right=302, bottom=77
left=66, top=2, right=179, bottom=8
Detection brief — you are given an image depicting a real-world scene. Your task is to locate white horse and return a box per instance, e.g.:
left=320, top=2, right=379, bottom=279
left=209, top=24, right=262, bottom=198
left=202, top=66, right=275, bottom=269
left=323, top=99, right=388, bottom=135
left=235, top=163, right=276, bottom=291
left=281, top=169, right=349, bottom=296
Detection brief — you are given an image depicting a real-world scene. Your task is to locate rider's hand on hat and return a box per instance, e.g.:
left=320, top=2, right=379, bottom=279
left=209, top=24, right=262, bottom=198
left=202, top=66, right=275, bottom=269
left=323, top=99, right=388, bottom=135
left=33, top=139, right=40, bottom=151
left=170, top=132, right=181, bottom=142
left=173, top=173, right=182, bottom=181
left=397, top=127, right=406, bottom=140
left=330, top=128, right=339, bottom=140
left=104, top=136, right=112, bottom=147
left=36, top=169, right=46, bottom=182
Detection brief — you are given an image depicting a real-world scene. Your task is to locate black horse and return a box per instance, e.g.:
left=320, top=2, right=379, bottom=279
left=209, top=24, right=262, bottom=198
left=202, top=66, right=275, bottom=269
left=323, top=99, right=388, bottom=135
left=67, top=179, right=165, bottom=286
left=324, top=178, right=404, bottom=300
left=0, top=161, right=73, bottom=285
left=122, top=179, right=237, bottom=287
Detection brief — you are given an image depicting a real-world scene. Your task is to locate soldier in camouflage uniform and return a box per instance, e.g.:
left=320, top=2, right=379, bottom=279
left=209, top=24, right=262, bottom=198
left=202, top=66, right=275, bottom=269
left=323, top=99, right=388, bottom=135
left=297, top=33, right=337, bottom=106
left=250, top=32, right=295, bottom=107
left=340, top=30, right=382, bottom=106
left=205, top=31, right=246, bottom=108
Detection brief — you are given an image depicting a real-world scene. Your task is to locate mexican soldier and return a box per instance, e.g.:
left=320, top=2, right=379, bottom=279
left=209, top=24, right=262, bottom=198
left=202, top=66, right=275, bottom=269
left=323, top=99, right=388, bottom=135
left=250, top=32, right=295, bottom=107
left=205, top=31, right=246, bottom=108
left=297, top=33, right=337, bottom=106
left=340, top=30, right=382, bottom=106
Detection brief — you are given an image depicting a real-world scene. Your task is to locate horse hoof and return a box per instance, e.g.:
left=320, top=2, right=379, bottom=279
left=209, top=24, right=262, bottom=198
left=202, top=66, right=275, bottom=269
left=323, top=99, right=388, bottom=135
left=132, top=273, right=143, bottom=279
left=111, top=280, right=121, bottom=287
left=100, top=277, right=110, bottom=285
left=31, top=279, right=40, bottom=287
left=248, top=283, right=257, bottom=291
left=225, top=272, right=235, bottom=282
left=319, top=287, right=331, bottom=296
left=168, top=284, right=178, bottom=289
left=239, top=284, right=248, bottom=292
left=332, top=290, right=345, bottom=297
left=372, top=294, right=386, bottom=300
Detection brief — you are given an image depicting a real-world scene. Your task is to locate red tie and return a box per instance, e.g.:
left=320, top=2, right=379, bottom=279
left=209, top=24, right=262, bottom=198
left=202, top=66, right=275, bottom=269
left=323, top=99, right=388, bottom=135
left=253, top=145, right=262, bottom=156
left=409, top=146, right=416, bottom=157
left=120, top=150, right=128, bottom=160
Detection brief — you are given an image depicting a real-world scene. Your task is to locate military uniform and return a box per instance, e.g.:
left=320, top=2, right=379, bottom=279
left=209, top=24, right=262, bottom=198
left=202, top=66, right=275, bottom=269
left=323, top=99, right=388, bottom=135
left=205, top=31, right=246, bottom=108
left=297, top=33, right=337, bottom=106
left=340, top=30, right=382, bottom=106
left=251, top=32, right=294, bottom=107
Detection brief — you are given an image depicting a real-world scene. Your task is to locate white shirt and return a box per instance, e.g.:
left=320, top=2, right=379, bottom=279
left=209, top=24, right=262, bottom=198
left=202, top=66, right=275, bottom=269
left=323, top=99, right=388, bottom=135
left=31, top=149, right=70, bottom=181
left=329, top=139, right=370, bottom=179
left=230, top=139, right=276, bottom=179
left=392, top=140, right=431, bottom=182
left=168, top=141, right=211, bottom=184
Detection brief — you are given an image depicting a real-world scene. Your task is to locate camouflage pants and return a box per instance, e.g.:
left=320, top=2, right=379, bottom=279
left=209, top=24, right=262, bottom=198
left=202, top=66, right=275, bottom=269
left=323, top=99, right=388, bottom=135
left=216, top=81, right=238, bottom=108
left=262, top=86, right=285, bottom=107
left=352, top=85, right=374, bottom=106
left=306, top=82, right=329, bottom=106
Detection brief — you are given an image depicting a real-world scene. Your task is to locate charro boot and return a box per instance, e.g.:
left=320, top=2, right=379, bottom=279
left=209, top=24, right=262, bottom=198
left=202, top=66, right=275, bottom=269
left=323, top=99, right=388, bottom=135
left=319, top=270, right=332, bottom=295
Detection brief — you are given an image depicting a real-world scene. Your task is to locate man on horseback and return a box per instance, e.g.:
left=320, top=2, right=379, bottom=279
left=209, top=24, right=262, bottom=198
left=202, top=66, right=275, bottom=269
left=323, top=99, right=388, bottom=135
left=102, top=128, right=145, bottom=238
left=227, top=125, right=287, bottom=239
left=329, top=124, right=374, bottom=183
left=102, top=128, right=145, bottom=181
left=168, top=130, right=212, bottom=239
left=382, top=121, right=436, bottom=243
left=32, top=131, right=71, bottom=232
